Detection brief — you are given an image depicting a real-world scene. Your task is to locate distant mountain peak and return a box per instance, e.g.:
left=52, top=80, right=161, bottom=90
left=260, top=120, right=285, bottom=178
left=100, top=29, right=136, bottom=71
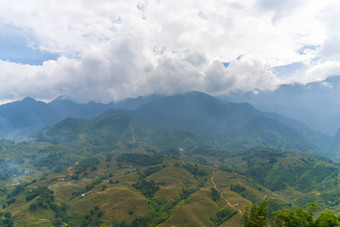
left=54, top=95, right=72, bottom=101
left=186, top=91, right=208, bottom=95
left=181, top=91, right=212, bottom=97
left=168, top=91, right=217, bottom=101
left=21, top=97, right=36, bottom=102
left=324, top=75, right=340, bottom=83
left=48, top=95, right=76, bottom=105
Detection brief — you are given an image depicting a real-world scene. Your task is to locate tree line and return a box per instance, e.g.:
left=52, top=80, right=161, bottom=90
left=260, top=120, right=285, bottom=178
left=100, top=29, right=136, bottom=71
left=244, top=200, right=339, bottom=227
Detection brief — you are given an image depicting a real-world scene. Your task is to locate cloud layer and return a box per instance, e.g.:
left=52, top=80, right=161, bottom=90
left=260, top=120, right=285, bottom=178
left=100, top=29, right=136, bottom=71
left=0, top=0, right=339, bottom=103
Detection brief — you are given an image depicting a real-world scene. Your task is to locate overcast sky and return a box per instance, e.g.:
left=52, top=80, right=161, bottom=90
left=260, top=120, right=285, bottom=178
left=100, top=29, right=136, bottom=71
left=0, top=0, right=340, bottom=103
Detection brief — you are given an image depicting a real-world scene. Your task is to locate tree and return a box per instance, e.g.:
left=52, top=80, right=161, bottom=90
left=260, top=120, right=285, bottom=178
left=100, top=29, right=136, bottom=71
left=271, top=203, right=317, bottom=227
left=4, top=212, right=11, bottom=219
left=211, top=187, right=220, bottom=201
left=244, top=201, right=339, bottom=227
left=244, top=200, right=269, bottom=227
left=314, top=210, right=339, bottom=227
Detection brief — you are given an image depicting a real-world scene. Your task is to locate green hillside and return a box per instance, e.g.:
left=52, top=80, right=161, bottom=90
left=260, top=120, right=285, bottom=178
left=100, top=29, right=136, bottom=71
left=0, top=93, right=339, bottom=226
left=0, top=133, right=339, bottom=226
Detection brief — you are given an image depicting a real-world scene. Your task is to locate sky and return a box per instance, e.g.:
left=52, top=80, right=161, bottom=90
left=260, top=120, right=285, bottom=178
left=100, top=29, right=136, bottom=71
left=0, top=0, right=340, bottom=103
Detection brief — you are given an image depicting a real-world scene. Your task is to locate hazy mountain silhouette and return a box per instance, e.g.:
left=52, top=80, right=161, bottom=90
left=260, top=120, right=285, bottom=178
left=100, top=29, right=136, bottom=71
left=36, top=92, right=333, bottom=159
left=219, top=75, right=340, bottom=136
left=0, top=95, right=162, bottom=138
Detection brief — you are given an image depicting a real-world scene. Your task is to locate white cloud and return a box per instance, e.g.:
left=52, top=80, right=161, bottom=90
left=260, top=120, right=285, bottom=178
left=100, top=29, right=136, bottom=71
left=305, top=61, right=340, bottom=82
left=0, top=0, right=339, bottom=102
left=317, top=2, right=340, bottom=61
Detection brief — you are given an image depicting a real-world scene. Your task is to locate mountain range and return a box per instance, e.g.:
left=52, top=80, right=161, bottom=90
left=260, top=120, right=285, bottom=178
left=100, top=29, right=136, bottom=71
left=0, top=95, right=161, bottom=138
left=0, top=89, right=339, bottom=161
left=27, top=91, right=334, bottom=161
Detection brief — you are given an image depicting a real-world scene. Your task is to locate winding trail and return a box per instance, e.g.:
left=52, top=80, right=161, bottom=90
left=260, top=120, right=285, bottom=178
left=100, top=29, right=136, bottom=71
left=211, top=171, right=243, bottom=215
left=67, top=161, right=79, bottom=176
left=67, top=166, right=73, bottom=176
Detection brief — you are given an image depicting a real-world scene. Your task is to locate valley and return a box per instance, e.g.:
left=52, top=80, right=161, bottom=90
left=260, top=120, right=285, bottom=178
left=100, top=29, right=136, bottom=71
left=0, top=92, right=339, bottom=226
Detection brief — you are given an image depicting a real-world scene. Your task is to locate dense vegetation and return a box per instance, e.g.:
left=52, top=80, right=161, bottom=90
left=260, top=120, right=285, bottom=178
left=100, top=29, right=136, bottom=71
left=214, top=207, right=237, bottom=225
left=211, top=187, right=220, bottom=201
left=117, top=153, right=164, bottom=167
left=0, top=212, right=14, bottom=227
left=132, top=180, right=161, bottom=198
left=244, top=201, right=339, bottom=227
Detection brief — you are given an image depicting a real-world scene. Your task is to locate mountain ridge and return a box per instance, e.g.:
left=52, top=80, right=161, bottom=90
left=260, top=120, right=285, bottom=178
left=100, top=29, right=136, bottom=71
left=34, top=92, right=335, bottom=160
left=0, top=91, right=338, bottom=160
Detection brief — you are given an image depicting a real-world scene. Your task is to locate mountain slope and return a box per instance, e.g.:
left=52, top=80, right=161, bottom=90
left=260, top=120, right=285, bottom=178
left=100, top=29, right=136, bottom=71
left=126, top=92, right=323, bottom=154
left=0, top=97, right=59, bottom=137
left=329, top=128, right=340, bottom=161
left=35, top=92, right=324, bottom=157
left=128, top=92, right=262, bottom=134
left=48, top=96, right=113, bottom=119
left=0, top=94, right=166, bottom=139
left=0, top=138, right=339, bottom=226
left=219, top=75, right=340, bottom=136
left=0, top=92, right=332, bottom=159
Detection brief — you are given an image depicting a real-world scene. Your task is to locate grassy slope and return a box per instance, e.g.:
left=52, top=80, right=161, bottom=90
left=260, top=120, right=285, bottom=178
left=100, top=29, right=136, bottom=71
left=0, top=139, right=339, bottom=226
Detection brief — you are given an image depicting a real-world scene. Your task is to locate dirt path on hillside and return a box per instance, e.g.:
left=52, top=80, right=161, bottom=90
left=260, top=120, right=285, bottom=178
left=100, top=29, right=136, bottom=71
left=67, top=166, right=73, bottom=176
left=67, top=161, right=78, bottom=176
left=211, top=171, right=243, bottom=215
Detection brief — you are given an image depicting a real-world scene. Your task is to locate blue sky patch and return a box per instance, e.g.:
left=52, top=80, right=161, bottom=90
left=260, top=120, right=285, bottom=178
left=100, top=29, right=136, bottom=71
left=298, top=45, right=319, bottom=54
left=222, top=62, right=230, bottom=68
left=273, top=62, right=307, bottom=78
left=0, top=24, right=58, bottom=65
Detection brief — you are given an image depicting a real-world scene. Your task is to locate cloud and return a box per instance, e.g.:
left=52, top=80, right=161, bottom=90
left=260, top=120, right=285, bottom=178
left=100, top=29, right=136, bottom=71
left=0, top=0, right=339, bottom=102
left=320, top=35, right=340, bottom=60
left=255, top=0, right=298, bottom=21
left=0, top=38, right=280, bottom=103
left=318, top=3, right=340, bottom=60
left=305, top=61, right=340, bottom=82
